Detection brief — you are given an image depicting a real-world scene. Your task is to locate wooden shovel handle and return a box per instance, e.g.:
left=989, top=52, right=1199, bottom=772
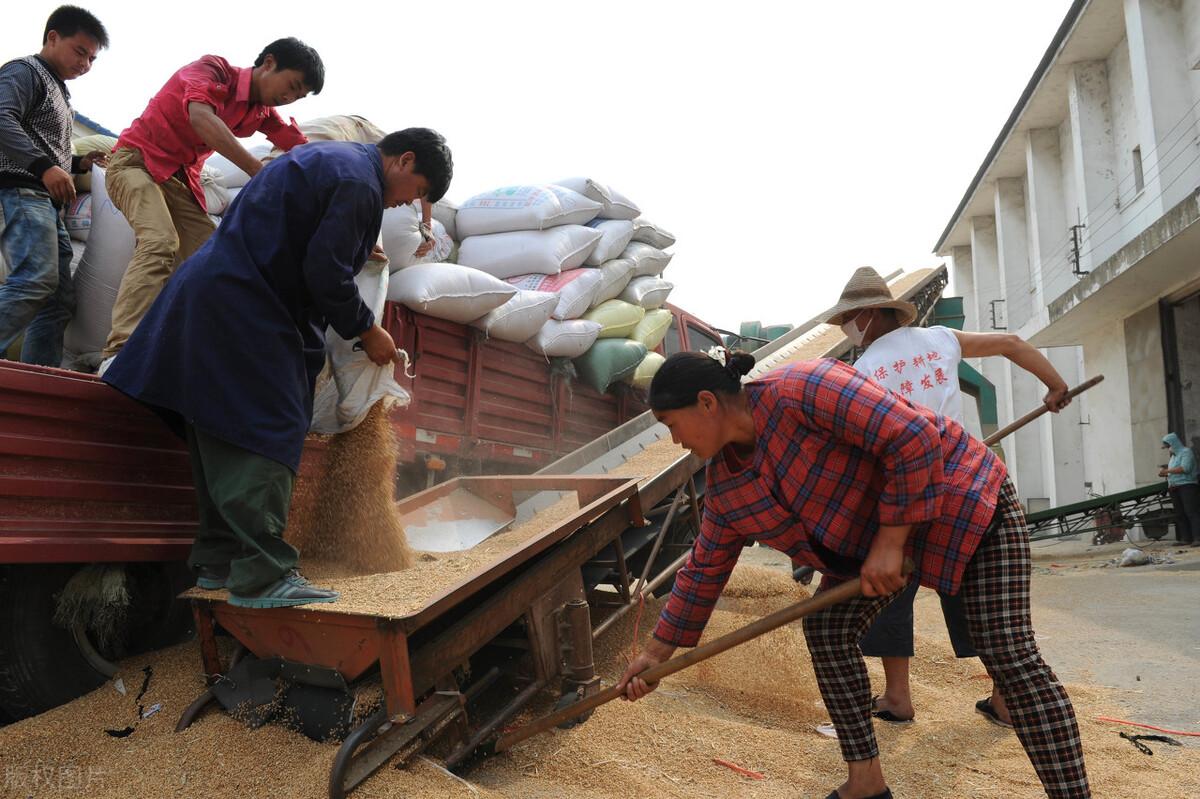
left=982, top=375, right=1103, bottom=447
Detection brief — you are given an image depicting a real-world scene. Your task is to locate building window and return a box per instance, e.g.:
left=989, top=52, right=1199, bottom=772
left=1133, top=146, right=1144, bottom=195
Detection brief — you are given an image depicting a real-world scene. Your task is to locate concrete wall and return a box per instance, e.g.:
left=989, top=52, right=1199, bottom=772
left=1124, top=302, right=1170, bottom=485
left=1107, top=38, right=1145, bottom=221
left=944, top=0, right=1200, bottom=507
left=1080, top=321, right=1136, bottom=495
left=1173, top=294, right=1200, bottom=443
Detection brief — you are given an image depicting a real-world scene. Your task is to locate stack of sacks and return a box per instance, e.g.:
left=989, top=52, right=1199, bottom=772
left=355, top=171, right=681, bottom=396
left=549, top=177, right=678, bottom=394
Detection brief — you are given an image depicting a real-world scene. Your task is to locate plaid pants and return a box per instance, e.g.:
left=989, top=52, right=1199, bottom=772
left=803, top=478, right=1090, bottom=798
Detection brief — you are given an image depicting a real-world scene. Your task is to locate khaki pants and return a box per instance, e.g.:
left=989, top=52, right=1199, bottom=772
left=102, top=147, right=215, bottom=358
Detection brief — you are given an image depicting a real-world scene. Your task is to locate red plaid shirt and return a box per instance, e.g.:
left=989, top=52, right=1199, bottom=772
left=116, top=55, right=307, bottom=211
left=654, top=358, right=1007, bottom=648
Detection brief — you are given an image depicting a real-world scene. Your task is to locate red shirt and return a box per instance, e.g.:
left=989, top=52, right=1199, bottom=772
left=115, top=55, right=307, bottom=211
left=654, top=359, right=1007, bottom=648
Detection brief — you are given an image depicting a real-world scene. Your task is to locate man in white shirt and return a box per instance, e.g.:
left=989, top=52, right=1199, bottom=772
left=825, top=266, right=1070, bottom=729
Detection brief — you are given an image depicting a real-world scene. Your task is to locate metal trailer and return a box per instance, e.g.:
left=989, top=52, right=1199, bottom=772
left=174, top=406, right=705, bottom=797
left=0, top=300, right=723, bottom=722
left=1024, top=482, right=1174, bottom=545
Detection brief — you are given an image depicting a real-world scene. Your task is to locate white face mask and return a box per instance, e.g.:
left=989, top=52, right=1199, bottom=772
left=841, top=311, right=872, bottom=347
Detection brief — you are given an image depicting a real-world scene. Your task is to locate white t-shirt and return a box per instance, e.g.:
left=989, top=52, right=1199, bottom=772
left=852, top=326, right=963, bottom=422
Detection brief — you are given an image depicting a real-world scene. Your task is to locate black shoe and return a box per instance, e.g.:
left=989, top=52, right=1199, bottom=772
left=196, top=564, right=231, bottom=590
left=227, top=569, right=339, bottom=609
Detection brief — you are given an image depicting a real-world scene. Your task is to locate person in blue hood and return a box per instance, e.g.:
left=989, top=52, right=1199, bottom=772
left=1160, top=433, right=1199, bottom=546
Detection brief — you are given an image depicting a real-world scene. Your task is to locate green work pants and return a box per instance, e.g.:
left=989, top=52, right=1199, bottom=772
left=185, top=424, right=299, bottom=594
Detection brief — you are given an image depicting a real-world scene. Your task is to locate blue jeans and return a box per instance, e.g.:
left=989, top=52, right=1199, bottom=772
left=0, top=187, right=75, bottom=366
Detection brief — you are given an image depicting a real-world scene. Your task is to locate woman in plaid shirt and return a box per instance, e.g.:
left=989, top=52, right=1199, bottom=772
left=617, top=350, right=1090, bottom=799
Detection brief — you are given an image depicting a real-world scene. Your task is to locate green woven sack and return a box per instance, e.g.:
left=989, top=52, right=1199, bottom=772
left=574, top=339, right=648, bottom=393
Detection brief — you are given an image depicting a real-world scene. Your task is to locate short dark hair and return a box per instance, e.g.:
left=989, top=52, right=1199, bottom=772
left=255, top=37, right=324, bottom=94
left=44, top=5, right=109, bottom=48
left=649, top=349, right=756, bottom=411
left=379, top=128, right=454, bottom=203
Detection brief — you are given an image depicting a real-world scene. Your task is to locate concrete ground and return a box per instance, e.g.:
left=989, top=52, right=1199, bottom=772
left=742, top=536, right=1200, bottom=744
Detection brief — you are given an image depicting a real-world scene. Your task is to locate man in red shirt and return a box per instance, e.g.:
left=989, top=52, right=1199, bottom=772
left=98, top=37, right=324, bottom=373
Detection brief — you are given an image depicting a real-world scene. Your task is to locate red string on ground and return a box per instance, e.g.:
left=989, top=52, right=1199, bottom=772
left=713, top=758, right=765, bottom=780
left=1095, top=716, right=1200, bottom=737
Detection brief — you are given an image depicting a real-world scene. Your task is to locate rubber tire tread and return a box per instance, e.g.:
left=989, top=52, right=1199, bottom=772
left=0, top=565, right=108, bottom=721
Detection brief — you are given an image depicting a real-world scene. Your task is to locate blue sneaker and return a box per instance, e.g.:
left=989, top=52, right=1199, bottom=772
left=227, top=569, right=339, bottom=609
left=196, top=564, right=230, bottom=590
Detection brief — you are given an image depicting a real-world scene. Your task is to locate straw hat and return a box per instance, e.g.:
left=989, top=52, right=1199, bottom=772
left=825, top=267, right=917, bottom=327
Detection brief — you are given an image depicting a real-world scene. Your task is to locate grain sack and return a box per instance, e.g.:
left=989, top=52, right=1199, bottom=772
left=386, top=263, right=515, bottom=323
left=200, top=165, right=232, bottom=215
left=527, top=318, right=602, bottom=357
left=456, top=185, right=601, bottom=238
left=624, top=351, right=665, bottom=390
left=555, top=176, right=641, bottom=220
left=264, top=114, right=387, bottom=161
left=471, top=289, right=557, bottom=342
left=629, top=307, right=673, bottom=350
left=590, top=257, right=635, bottom=307
left=204, top=143, right=272, bottom=189
left=63, top=167, right=134, bottom=357
left=311, top=258, right=410, bottom=434
left=623, top=241, right=674, bottom=277
left=508, top=269, right=603, bottom=320
left=630, top=217, right=677, bottom=248
left=574, top=338, right=647, bottom=392
left=619, top=276, right=674, bottom=309
left=286, top=403, right=414, bottom=575
left=71, top=134, right=118, bottom=192
left=380, top=204, right=453, bottom=270
left=458, top=225, right=601, bottom=280
left=582, top=299, right=645, bottom=339
left=64, top=192, right=92, bottom=242
left=584, top=219, right=636, bottom=265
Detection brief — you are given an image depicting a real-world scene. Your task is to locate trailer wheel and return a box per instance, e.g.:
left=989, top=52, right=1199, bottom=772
left=0, top=565, right=109, bottom=721
left=0, top=563, right=194, bottom=722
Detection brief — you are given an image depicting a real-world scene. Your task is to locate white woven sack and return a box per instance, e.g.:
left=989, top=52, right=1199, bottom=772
left=527, top=319, right=603, bottom=357
left=63, top=167, right=134, bottom=356
left=458, top=226, right=601, bottom=280
left=311, top=259, right=410, bottom=434
left=386, top=263, right=515, bottom=323
left=590, top=258, right=635, bottom=307
left=507, top=269, right=604, bottom=320
left=471, top=290, right=558, bottom=342
left=204, top=143, right=272, bottom=189
left=381, top=205, right=453, bottom=270
left=622, top=241, right=674, bottom=278
left=619, top=277, right=674, bottom=309
left=584, top=219, right=635, bottom=266
left=554, top=177, right=640, bottom=220
left=630, top=218, right=676, bottom=249
left=456, top=185, right=600, bottom=238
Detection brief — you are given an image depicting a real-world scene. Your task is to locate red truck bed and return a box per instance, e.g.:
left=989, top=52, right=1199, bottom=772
left=1, top=301, right=722, bottom=564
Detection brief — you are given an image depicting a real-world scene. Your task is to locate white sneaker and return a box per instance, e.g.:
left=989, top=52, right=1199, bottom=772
left=97, top=355, right=116, bottom=378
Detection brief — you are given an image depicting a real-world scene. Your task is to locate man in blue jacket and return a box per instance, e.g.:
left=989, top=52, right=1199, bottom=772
left=103, top=128, right=453, bottom=608
left=1161, top=433, right=1199, bottom=546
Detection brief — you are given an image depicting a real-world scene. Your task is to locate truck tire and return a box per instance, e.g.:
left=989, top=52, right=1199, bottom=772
left=0, top=563, right=193, bottom=722
left=0, top=565, right=109, bottom=721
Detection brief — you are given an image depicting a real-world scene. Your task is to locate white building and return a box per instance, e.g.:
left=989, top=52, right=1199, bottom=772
left=936, top=0, right=1200, bottom=511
